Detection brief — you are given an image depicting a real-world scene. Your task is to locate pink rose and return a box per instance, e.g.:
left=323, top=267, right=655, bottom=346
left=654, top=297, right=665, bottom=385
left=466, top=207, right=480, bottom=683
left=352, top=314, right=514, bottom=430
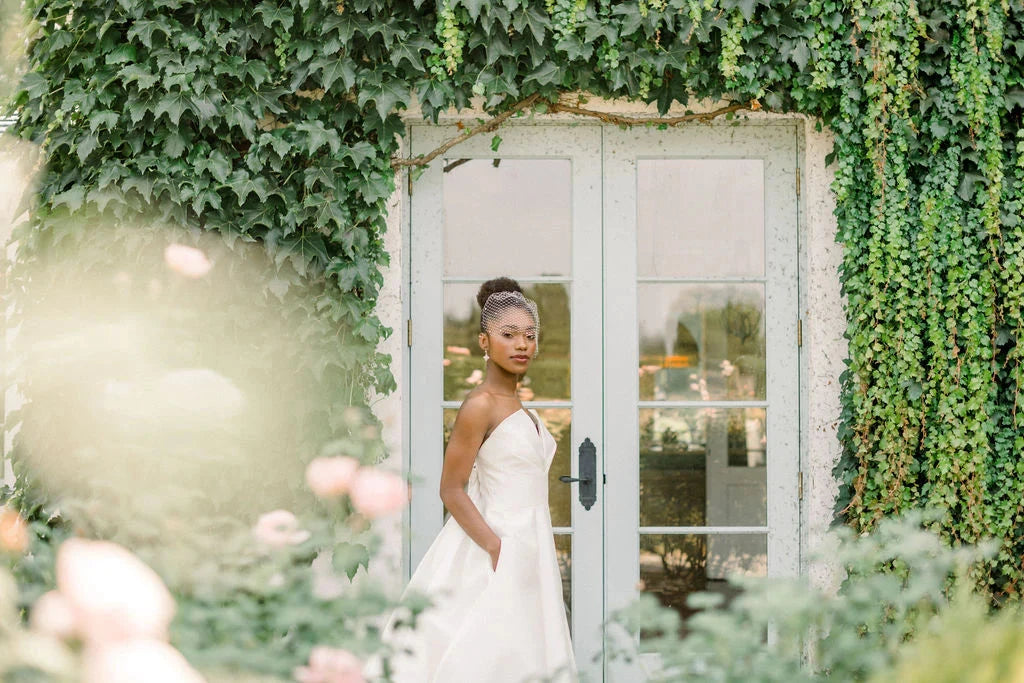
left=294, top=646, right=365, bottom=683
left=82, top=639, right=205, bottom=683
left=306, top=457, right=361, bottom=499
left=30, top=590, right=78, bottom=640
left=253, top=510, right=311, bottom=548
left=163, top=244, right=212, bottom=278
left=348, top=468, right=408, bottom=518
left=56, top=538, right=176, bottom=643
left=0, top=507, right=28, bottom=553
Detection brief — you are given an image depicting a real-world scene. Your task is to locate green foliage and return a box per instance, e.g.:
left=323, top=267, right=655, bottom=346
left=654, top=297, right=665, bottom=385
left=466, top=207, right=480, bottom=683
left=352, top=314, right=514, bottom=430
left=607, top=512, right=1006, bottom=682
left=6, top=0, right=1024, bottom=605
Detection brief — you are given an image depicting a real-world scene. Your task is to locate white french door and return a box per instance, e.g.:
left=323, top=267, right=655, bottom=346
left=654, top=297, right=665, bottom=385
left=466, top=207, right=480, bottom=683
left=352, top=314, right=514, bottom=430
left=408, top=122, right=800, bottom=682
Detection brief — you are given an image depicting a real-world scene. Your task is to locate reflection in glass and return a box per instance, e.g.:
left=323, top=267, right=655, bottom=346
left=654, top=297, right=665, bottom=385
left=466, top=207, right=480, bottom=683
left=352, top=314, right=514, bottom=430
left=554, top=533, right=572, bottom=636
left=638, top=283, right=765, bottom=401
left=443, top=158, right=572, bottom=278
left=443, top=407, right=573, bottom=528
left=637, top=159, right=765, bottom=279
left=638, top=533, right=766, bottom=641
left=639, top=408, right=767, bottom=528
left=443, top=282, right=571, bottom=402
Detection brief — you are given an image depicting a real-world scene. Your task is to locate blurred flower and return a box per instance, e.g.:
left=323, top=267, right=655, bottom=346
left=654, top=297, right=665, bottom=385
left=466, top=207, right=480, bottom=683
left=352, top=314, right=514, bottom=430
left=56, top=538, right=176, bottom=643
left=442, top=358, right=452, bottom=367
left=0, top=507, right=28, bottom=553
left=446, top=345, right=471, bottom=356
left=294, top=646, right=365, bottom=683
left=465, top=369, right=483, bottom=385
left=30, top=590, right=78, bottom=639
left=638, top=365, right=661, bottom=377
left=719, top=359, right=735, bottom=377
left=82, top=639, right=205, bottom=683
left=306, top=456, right=361, bottom=499
left=253, top=510, right=311, bottom=548
left=517, top=386, right=535, bottom=401
left=268, top=572, right=286, bottom=589
left=349, top=468, right=408, bottom=518
left=163, top=243, right=212, bottom=278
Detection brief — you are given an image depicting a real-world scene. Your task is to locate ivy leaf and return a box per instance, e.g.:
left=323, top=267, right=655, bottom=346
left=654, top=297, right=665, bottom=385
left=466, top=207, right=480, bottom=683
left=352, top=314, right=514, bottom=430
left=104, top=44, right=136, bottom=65
left=390, top=35, right=432, bottom=72
left=227, top=171, right=272, bottom=205
left=332, top=542, right=371, bottom=580
left=736, top=0, right=758, bottom=21
left=255, top=2, right=294, bottom=30
left=77, top=133, right=99, bottom=163
left=789, top=40, right=810, bottom=71
left=311, top=57, right=357, bottom=92
left=51, top=186, right=85, bottom=212
left=341, top=141, right=376, bottom=168
left=525, top=61, right=560, bottom=86
left=163, top=131, right=187, bottom=158
left=458, top=0, right=487, bottom=21
left=490, top=134, right=502, bottom=152
left=611, top=3, right=643, bottom=36
left=513, top=6, right=549, bottom=45
left=295, top=120, right=342, bottom=155
left=154, top=91, right=193, bottom=125
left=957, top=173, right=985, bottom=202
left=555, top=35, right=593, bottom=61
left=357, top=76, right=410, bottom=119
left=117, top=64, right=160, bottom=89
left=1005, top=89, right=1024, bottom=112
left=206, top=152, right=232, bottom=183
left=88, top=110, right=119, bottom=133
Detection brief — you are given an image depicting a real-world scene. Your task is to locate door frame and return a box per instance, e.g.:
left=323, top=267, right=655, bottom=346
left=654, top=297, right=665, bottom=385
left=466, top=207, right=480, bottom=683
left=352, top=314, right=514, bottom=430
left=401, top=119, right=805, bottom=682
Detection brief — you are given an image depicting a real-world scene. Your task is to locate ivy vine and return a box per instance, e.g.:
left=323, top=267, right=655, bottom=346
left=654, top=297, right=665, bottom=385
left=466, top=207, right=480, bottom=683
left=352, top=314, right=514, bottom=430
left=5, top=0, right=1024, bottom=597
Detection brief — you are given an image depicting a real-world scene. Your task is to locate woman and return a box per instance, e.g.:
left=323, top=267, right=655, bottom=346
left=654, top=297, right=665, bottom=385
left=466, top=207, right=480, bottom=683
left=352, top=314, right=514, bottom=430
left=368, top=277, right=577, bottom=683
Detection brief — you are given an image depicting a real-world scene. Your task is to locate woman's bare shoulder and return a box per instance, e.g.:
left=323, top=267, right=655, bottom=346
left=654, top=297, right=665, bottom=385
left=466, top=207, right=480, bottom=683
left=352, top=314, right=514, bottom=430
left=455, top=389, right=496, bottom=425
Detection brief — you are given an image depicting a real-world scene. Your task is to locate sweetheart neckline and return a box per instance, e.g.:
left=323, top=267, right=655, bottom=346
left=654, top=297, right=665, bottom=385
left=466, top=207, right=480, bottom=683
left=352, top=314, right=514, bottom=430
left=481, top=408, right=542, bottom=447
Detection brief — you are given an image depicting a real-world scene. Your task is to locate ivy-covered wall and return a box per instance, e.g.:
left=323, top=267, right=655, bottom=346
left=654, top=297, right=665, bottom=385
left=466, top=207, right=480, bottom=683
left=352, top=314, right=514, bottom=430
left=6, top=0, right=1024, bottom=595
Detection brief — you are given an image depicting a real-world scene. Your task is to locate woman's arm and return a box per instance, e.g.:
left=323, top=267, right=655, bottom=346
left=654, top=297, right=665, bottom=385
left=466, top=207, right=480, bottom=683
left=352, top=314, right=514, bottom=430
left=439, top=395, right=502, bottom=569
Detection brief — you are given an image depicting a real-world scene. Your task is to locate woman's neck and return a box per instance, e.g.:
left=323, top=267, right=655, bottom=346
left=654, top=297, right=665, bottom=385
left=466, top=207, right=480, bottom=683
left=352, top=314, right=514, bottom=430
left=482, top=365, right=520, bottom=397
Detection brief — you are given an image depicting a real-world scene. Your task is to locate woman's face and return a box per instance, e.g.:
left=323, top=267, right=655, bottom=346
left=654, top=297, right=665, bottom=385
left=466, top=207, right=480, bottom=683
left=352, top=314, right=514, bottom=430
left=479, top=307, right=538, bottom=374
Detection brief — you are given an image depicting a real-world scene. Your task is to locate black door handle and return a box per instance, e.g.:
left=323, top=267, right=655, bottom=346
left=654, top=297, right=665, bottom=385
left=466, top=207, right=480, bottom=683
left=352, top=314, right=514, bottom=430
left=560, top=437, right=597, bottom=510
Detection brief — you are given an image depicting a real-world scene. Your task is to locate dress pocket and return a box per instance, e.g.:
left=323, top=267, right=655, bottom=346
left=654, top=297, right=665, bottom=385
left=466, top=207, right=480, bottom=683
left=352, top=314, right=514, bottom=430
left=490, top=536, right=508, bottom=574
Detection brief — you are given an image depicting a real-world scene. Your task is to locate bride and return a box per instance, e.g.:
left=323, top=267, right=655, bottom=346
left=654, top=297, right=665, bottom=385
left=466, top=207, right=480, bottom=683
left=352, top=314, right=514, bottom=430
left=368, top=276, right=577, bottom=683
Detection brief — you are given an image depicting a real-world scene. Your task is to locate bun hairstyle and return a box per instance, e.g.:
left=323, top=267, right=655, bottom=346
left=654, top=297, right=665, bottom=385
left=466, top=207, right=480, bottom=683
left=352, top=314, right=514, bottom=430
left=476, top=276, right=523, bottom=310
left=477, top=277, right=537, bottom=334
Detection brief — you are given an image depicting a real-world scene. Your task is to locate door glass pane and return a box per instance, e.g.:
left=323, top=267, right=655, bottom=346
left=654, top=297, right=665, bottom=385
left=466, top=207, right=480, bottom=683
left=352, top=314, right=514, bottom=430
left=639, top=408, right=767, bottom=528
left=443, top=282, right=571, bottom=402
left=555, top=533, right=572, bottom=636
left=639, top=533, right=766, bottom=641
left=537, top=408, right=573, bottom=527
left=638, top=283, right=765, bottom=401
left=443, top=158, right=572, bottom=278
left=637, top=159, right=764, bottom=278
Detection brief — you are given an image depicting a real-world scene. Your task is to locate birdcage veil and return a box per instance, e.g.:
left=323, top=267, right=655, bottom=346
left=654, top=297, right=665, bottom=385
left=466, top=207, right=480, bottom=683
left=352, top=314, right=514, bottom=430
left=480, top=290, right=540, bottom=354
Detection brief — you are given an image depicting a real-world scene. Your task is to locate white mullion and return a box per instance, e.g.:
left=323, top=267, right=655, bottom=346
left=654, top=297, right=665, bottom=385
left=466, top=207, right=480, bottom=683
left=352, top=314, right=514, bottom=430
left=638, top=400, right=769, bottom=409
left=639, top=526, right=769, bottom=535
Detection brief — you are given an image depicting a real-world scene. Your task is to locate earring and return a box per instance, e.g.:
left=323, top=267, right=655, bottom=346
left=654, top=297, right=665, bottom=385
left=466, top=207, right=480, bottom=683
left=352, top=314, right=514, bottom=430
left=483, top=351, right=490, bottom=362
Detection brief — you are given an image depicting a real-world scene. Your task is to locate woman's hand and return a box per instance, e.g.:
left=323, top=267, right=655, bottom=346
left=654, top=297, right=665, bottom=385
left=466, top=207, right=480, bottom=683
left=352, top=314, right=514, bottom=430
left=489, top=537, right=502, bottom=571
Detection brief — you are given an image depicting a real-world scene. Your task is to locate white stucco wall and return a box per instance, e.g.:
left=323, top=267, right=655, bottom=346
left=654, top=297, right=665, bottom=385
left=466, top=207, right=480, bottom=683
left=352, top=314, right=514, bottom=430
left=370, top=95, right=846, bottom=592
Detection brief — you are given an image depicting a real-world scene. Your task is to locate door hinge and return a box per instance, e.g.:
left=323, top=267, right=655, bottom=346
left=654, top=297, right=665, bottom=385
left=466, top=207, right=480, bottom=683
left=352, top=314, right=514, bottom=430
left=795, top=167, right=801, bottom=197
left=406, top=319, right=412, bottom=347
left=798, top=471, right=804, bottom=500
left=407, top=173, right=413, bottom=197
left=797, top=318, right=803, bottom=347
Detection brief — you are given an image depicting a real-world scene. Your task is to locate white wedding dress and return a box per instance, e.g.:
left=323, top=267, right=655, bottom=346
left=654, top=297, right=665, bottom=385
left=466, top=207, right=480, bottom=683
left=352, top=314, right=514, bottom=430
left=367, top=408, right=577, bottom=683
